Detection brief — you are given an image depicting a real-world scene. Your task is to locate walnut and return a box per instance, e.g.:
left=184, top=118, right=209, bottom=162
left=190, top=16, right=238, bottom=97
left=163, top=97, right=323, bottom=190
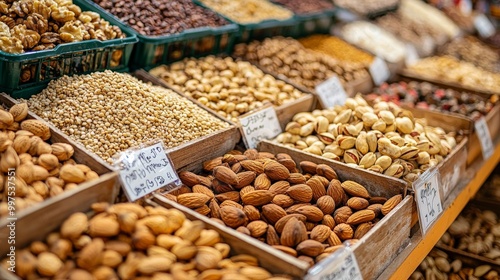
left=9, top=1, right=26, bottom=17
left=33, top=0, right=51, bottom=19
left=89, top=28, right=105, bottom=40
left=48, top=21, right=58, bottom=32
left=12, top=24, right=41, bottom=49
left=0, top=21, right=9, bottom=36
left=79, top=11, right=99, bottom=23
left=54, top=0, right=71, bottom=6
left=51, top=6, right=75, bottom=23
left=32, top=42, right=54, bottom=50
left=58, top=20, right=84, bottom=42
left=0, top=36, right=23, bottom=53
left=0, top=1, right=9, bottom=14
left=66, top=4, right=80, bottom=17
left=26, top=12, right=48, bottom=34
left=40, top=31, right=59, bottom=43
left=0, top=15, right=15, bottom=29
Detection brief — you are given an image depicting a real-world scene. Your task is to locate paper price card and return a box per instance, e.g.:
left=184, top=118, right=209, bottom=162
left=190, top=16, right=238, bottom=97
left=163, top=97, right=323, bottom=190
left=113, top=141, right=181, bottom=201
left=315, top=75, right=348, bottom=109
left=239, top=105, right=282, bottom=149
left=405, top=44, right=420, bottom=66
left=305, top=244, right=362, bottom=280
left=414, top=168, right=443, bottom=235
left=475, top=117, right=494, bottom=160
left=369, top=57, right=390, bottom=86
left=475, top=14, right=495, bottom=38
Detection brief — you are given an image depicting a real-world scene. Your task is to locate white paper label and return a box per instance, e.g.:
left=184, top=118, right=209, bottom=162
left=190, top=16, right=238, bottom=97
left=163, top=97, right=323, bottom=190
left=305, top=247, right=362, bottom=280
left=414, top=168, right=443, bottom=235
left=405, top=44, right=420, bottom=66
left=315, top=75, right=348, bottom=109
left=475, top=14, right=495, bottom=38
left=369, top=57, right=390, bottom=86
left=239, top=105, right=282, bottom=149
left=422, top=36, right=435, bottom=54
left=115, top=142, right=180, bottom=201
left=475, top=117, right=494, bottom=160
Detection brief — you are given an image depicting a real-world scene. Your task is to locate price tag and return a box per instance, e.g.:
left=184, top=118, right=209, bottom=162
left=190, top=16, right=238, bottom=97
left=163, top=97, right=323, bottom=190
left=474, top=117, right=494, bottom=160
left=414, top=168, right=443, bottom=235
left=369, top=57, right=390, bottom=86
left=315, top=75, right=348, bottom=109
left=405, top=44, right=420, bottom=66
left=113, top=141, right=180, bottom=201
left=305, top=245, right=362, bottom=280
left=474, top=14, right=495, bottom=38
left=422, top=36, right=435, bottom=55
left=239, top=105, right=282, bottom=149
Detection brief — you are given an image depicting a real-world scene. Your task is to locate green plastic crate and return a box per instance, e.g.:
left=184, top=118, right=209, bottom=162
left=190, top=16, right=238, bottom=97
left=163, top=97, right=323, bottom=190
left=0, top=0, right=137, bottom=99
left=193, top=0, right=298, bottom=43
left=83, top=0, right=240, bottom=70
left=292, top=8, right=337, bottom=37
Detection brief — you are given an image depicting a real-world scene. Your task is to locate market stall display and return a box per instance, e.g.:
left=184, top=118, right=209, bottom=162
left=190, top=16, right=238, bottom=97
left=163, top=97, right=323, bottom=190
left=439, top=36, right=500, bottom=73
left=333, top=0, right=399, bottom=17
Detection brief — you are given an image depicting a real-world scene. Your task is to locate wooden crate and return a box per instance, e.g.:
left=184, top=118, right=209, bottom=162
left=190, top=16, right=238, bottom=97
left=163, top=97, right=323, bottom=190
left=0, top=185, right=297, bottom=280
left=152, top=144, right=412, bottom=279
left=0, top=172, right=118, bottom=258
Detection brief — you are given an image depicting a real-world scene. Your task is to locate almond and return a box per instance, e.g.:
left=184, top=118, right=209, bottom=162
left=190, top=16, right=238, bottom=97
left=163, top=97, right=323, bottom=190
left=346, top=210, right=376, bottom=225
left=203, top=157, right=222, bottom=172
left=37, top=252, right=63, bottom=277
left=334, top=223, right=354, bottom=240
left=235, top=171, right=256, bottom=189
left=317, top=195, right=335, bottom=215
left=272, top=245, right=298, bottom=257
left=354, top=222, right=373, bottom=239
left=60, top=212, right=88, bottom=240
left=194, top=205, right=211, bottom=216
left=137, top=256, right=173, bottom=275
left=266, top=225, right=280, bottom=246
left=286, top=203, right=311, bottom=214
left=269, top=180, right=290, bottom=196
left=327, top=231, right=342, bottom=246
left=327, top=179, right=345, bottom=206
left=272, top=194, right=294, bottom=208
left=261, top=204, right=287, bottom=225
left=254, top=173, right=271, bottom=190
left=341, top=180, right=370, bottom=199
left=275, top=214, right=307, bottom=234
left=231, top=162, right=242, bottom=173
left=60, top=164, right=86, bottom=183
left=212, top=179, right=234, bottom=194
left=322, top=214, right=336, bottom=229
left=88, top=216, right=120, bottom=237
left=280, top=217, right=308, bottom=247
left=241, top=190, right=273, bottom=206
left=214, top=191, right=240, bottom=203
left=21, top=119, right=50, bottom=140
left=369, top=196, right=388, bottom=204
left=77, top=238, right=104, bottom=270
left=287, top=173, right=307, bottom=184
left=243, top=205, right=260, bottom=221
left=220, top=200, right=243, bottom=210
left=9, top=103, right=29, bottom=122
left=179, top=171, right=199, bottom=186
left=307, top=177, right=326, bottom=201
left=209, top=199, right=221, bottom=220
left=213, top=166, right=238, bottom=186
left=367, top=203, right=383, bottom=217
left=246, top=221, right=268, bottom=238
left=240, top=185, right=255, bottom=196
left=243, top=149, right=259, bottom=160
left=0, top=110, right=14, bottom=126
left=315, top=164, right=338, bottom=181
left=264, top=161, right=290, bottom=181
left=310, top=225, right=331, bottom=243
left=220, top=206, right=247, bottom=228
left=192, top=184, right=215, bottom=199
left=286, top=184, right=313, bottom=203
left=177, top=193, right=210, bottom=209
left=299, top=161, right=317, bottom=174
left=334, top=206, right=353, bottom=225
left=296, top=206, right=324, bottom=222
left=278, top=158, right=297, bottom=172
left=347, top=197, right=369, bottom=210
left=240, top=160, right=264, bottom=174
left=296, top=240, right=324, bottom=257
left=381, top=194, right=402, bottom=216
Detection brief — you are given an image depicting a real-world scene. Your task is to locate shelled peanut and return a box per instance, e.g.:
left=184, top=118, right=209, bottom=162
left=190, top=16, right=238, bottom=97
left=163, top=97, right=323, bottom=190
left=149, top=56, right=306, bottom=122
left=438, top=206, right=500, bottom=261
left=23, top=70, right=229, bottom=163
left=0, top=103, right=99, bottom=217
left=166, top=149, right=403, bottom=266
left=273, top=95, right=459, bottom=183
left=410, top=249, right=499, bottom=280
left=407, top=56, right=500, bottom=94
left=233, top=37, right=370, bottom=92
left=1, top=202, right=289, bottom=279
left=298, top=35, right=374, bottom=66
left=197, top=0, right=293, bottom=24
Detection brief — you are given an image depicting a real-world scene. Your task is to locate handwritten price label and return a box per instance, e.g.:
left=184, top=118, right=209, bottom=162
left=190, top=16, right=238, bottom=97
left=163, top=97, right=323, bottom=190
left=369, top=57, right=390, bottom=86
left=405, top=44, right=420, bottom=66
left=475, top=14, right=495, bottom=38
left=315, top=75, right=348, bottom=108
left=305, top=246, right=362, bottom=280
left=414, top=168, right=443, bottom=235
left=239, top=105, right=282, bottom=149
left=475, top=117, right=494, bottom=160
left=114, top=142, right=180, bottom=201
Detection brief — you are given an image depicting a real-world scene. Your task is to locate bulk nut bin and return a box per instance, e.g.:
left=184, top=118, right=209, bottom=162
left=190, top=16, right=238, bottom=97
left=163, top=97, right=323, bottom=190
left=84, top=0, right=239, bottom=70
left=333, top=0, right=400, bottom=19
left=0, top=198, right=295, bottom=279
left=267, top=94, right=469, bottom=200
left=193, top=0, right=297, bottom=43
left=0, top=93, right=118, bottom=223
left=147, top=55, right=315, bottom=128
left=16, top=70, right=240, bottom=175
left=0, top=0, right=137, bottom=98
left=365, top=80, right=500, bottom=165
left=152, top=146, right=412, bottom=279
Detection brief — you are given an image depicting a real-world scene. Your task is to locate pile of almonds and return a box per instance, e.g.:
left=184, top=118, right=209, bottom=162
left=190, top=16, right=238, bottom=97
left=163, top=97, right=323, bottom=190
left=0, top=103, right=99, bottom=217
left=165, top=149, right=403, bottom=266
left=2, top=202, right=288, bottom=279
left=273, top=95, right=458, bottom=183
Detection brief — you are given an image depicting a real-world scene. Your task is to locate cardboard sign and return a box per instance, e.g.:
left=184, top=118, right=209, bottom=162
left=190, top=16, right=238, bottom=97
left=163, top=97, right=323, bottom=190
left=239, top=105, right=282, bottom=149
left=414, top=168, right=443, bottom=235
left=305, top=246, right=362, bottom=280
left=475, top=117, right=494, bottom=160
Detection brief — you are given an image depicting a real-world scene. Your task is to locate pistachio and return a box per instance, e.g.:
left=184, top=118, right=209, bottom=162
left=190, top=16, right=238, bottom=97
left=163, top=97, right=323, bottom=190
left=400, top=146, right=419, bottom=160
left=377, top=138, right=402, bottom=158
left=367, top=164, right=383, bottom=173
left=372, top=119, right=387, bottom=131
left=296, top=141, right=308, bottom=150
left=416, top=152, right=430, bottom=165
left=314, top=116, right=329, bottom=134
left=344, top=123, right=363, bottom=137
left=324, top=144, right=344, bottom=157
left=403, top=173, right=419, bottom=183
left=375, top=155, right=392, bottom=171
left=311, top=141, right=326, bottom=150
left=305, top=136, right=320, bottom=147
left=366, top=131, right=378, bottom=152
left=359, top=152, right=376, bottom=168
left=416, top=140, right=430, bottom=152
left=344, top=149, right=360, bottom=165
left=439, top=140, right=451, bottom=157
left=395, top=117, right=414, bottom=134
left=322, top=152, right=340, bottom=161
left=355, top=132, right=369, bottom=155
left=334, top=109, right=352, bottom=124
left=337, top=135, right=356, bottom=150
left=300, top=123, right=315, bottom=137
left=378, top=110, right=395, bottom=125
left=304, top=146, right=322, bottom=156
left=362, top=112, right=378, bottom=128
left=285, top=122, right=301, bottom=135
left=318, top=133, right=335, bottom=145
left=384, top=163, right=404, bottom=178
